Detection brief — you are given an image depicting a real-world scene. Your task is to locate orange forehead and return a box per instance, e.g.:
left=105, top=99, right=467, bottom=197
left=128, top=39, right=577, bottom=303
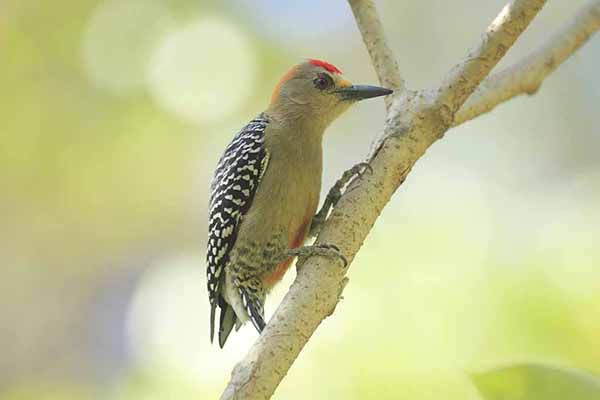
left=337, top=78, right=352, bottom=88
left=270, top=64, right=299, bottom=104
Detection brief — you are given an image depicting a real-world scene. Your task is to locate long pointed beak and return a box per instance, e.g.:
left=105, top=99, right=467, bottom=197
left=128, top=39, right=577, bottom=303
left=336, top=85, right=393, bottom=101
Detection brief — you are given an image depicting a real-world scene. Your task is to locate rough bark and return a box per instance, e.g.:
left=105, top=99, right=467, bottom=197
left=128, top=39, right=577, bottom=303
left=220, top=1, right=600, bottom=399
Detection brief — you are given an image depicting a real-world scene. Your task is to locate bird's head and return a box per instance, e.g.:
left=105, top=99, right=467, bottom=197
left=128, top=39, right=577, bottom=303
left=268, top=59, right=392, bottom=129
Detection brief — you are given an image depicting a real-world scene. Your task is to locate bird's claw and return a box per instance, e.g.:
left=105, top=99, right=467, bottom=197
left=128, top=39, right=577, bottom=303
left=315, top=244, right=348, bottom=268
left=355, top=161, right=373, bottom=178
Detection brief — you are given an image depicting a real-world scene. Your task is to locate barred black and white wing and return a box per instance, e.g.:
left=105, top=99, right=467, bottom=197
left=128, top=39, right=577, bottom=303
left=207, top=114, right=270, bottom=343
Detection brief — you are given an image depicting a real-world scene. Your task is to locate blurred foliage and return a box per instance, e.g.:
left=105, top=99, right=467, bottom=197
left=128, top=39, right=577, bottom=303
left=472, top=363, right=600, bottom=400
left=1, top=0, right=599, bottom=399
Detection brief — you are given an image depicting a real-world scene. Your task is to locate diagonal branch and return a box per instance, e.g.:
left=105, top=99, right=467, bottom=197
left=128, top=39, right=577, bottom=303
left=219, top=0, right=600, bottom=399
left=436, top=0, right=546, bottom=118
left=454, top=0, right=600, bottom=126
left=348, top=0, right=405, bottom=105
left=370, top=0, right=547, bottom=159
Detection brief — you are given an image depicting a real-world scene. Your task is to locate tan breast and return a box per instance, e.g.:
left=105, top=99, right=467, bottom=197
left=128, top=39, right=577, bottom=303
left=234, top=115, right=324, bottom=288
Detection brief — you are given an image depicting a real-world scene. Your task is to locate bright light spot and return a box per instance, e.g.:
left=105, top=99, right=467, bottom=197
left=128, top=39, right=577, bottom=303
left=489, top=3, right=512, bottom=32
left=82, top=0, right=173, bottom=95
left=126, top=255, right=256, bottom=384
left=147, top=18, right=257, bottom=125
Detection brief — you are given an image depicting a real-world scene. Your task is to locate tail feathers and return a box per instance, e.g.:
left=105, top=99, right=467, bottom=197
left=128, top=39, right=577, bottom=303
left=210, top=289, right=266, bottom=347
left=240, top=290, right=266, bottom=333
left=218, top=303, right=237, bottom=348
left=210, top=304, right=216, bottom=344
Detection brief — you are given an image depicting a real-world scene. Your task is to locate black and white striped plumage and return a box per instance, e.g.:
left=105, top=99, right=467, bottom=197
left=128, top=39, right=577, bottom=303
left=207, top=114, right=270, bottom=344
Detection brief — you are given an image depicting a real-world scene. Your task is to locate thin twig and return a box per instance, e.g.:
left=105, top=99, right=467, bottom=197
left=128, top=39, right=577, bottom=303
left=436, top=0, right=547, bottom=119
left=454, top=0, right=600, bottom=126
left=348, top=0, right=405, bottom=106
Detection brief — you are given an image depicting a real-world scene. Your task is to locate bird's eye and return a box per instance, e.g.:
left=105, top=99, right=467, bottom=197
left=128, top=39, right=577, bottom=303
left=313, top=74, right=334, bottom=91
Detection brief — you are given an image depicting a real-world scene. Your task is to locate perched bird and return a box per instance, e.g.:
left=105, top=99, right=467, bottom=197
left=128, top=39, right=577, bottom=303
left=207, top=59, right=392, bottom=347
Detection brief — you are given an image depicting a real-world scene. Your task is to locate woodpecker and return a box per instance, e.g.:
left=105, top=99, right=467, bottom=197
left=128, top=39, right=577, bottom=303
left=207, top=59, right=392, bottom=347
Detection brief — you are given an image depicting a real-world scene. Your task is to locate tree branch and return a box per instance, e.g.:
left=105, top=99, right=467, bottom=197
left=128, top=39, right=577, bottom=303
left=348, top=0, right=405, bottom=107
left=370, top=0, right=548, bottom=159
left=436, top=0, right=546, bottom=117
left=454, top=0, right=600, bottom=126
left=219, top=0, right=600, bottom=398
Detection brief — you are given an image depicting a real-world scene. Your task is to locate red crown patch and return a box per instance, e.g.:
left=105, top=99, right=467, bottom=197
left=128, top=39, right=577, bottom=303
left=307, top=59, right=342, bottom=74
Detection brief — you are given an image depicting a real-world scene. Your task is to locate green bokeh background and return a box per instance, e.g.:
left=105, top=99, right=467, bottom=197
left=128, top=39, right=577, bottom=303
left=1, top=0, right=599, bottom=399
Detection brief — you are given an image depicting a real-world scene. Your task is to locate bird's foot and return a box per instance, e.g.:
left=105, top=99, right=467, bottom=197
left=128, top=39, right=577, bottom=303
left=326, top=162, right=372, bottom=208
left=310, top=162, right=372, bottom=237
left=286, top=243, right=347, bottom=268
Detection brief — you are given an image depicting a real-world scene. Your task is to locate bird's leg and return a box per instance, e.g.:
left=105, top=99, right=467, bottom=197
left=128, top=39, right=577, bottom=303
left=282, top=244, right=347, bottom=268
left=310, top=162, right=372, bottom=237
